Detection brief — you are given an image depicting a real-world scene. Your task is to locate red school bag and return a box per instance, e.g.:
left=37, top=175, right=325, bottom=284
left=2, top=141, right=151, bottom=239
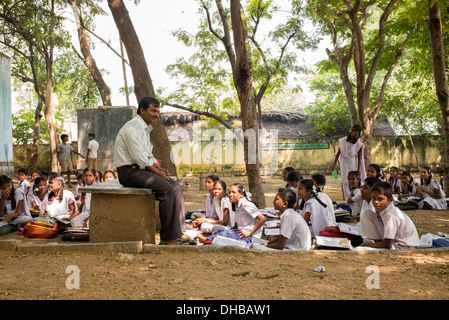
left=22, top=218, right=59, bottom=239
left=319, top=226, right=362, bottom=247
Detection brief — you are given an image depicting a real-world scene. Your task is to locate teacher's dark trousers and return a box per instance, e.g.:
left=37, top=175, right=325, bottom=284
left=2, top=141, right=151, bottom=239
left=117, top=166, right=185, bottom=242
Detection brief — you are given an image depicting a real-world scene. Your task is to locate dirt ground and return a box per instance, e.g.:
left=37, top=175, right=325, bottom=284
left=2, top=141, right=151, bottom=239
left=1, top=174, right=449, bottom=302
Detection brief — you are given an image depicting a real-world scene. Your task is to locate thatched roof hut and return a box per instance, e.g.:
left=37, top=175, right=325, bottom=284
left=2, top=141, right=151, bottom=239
left=161, top=110, right=396, bottom=141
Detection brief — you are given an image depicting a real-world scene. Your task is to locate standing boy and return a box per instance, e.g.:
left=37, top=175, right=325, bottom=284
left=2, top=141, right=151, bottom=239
left=57, top=134, right=84, bottom=188
left=85, top=133, right=100, bottom=170
left=359, top=181, right=420, bottom=250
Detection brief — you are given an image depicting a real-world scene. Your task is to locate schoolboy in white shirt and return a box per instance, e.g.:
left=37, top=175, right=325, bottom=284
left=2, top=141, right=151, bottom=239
left=359, top=181, right=420, bottom=250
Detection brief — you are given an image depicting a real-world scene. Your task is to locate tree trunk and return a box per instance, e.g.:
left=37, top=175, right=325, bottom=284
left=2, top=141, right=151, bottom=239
left=230, top=0, right=266, bottom=208
left=71, top=0, right=112, bottom=106
left=28, top=101, right=43, bottom=171
left=45, top=0, right=60, bottom=173
left=107, top=0, right=176, bottom=176
left=428, top=0, right=449, bottom=195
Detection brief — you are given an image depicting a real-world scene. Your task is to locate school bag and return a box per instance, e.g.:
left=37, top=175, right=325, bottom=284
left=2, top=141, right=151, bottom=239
left=319, top=225, right=362, bottom=247
left=22, top=218, right=59, bottom=239
left=61, top=228, right=90, bottom=242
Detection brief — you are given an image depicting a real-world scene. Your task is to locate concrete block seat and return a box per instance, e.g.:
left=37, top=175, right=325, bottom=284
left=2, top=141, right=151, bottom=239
left=78, top=180, right=156, bottom=244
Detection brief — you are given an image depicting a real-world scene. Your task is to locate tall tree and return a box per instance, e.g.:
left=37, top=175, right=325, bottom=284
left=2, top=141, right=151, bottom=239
left=428, top=0, right=449, bottom=194
left=303, top=0, right=422, bottom=164
left=107, top=0, right=177, bottom=176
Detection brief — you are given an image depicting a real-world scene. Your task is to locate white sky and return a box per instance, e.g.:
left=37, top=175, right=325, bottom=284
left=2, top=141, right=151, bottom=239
left=75, top=0, right=329, bottom=111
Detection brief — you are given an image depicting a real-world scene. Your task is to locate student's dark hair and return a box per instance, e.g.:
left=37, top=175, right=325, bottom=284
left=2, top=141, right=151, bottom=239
left=18, top=167, right=29, bottom=176
left=33, top=177, right=47, bottom=196
left=0, top=175, right=16, bottom=211
left=31, top=170, right=41, bottom=177
left=286, top=171, right=303, bottom=182
left=137, top=96, right=160, bottom=115
left=371, top=181, right=393, bottom=200
left=420, top=166, right=432, bottom=185
left=283, top=167, right=295, bottom=173
left=298, top=179, right=327, bottom=210
left=230, top=183, right=258, bottom=210
left=364, top=177, right=381, bottom=188
left=347, top=170, right=361, bottom=187
left=96, top=170, right=102, bottom=181
left=76, top=173, right=84, bottom=181
left=390, top=166, right=398, bottom=172
left=311, top=173, right=326, bottom=192
left=206, top=175, right=220, bottom=183
left=88, top=133, right=95, bottom=139
left=103, top=170, right=116, bottom=179
left=368, top=164, right=382, bottom=178
left=40, top=170, right=49, bottom=179
left=277, top=188, right=297, bottom=208
left=60, top=134, right=69, bottom=141
left=83, top=167, right=97, bottom=176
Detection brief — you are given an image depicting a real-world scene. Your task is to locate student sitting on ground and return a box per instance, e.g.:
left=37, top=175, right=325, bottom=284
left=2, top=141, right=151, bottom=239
left=359, top=181, right=420, bottom=250
left=311, top=173, right=335, bottom=223
left=359, top=177, right=381, bottom=215
left=262, top=188, right=311, bottom=251
left=103, top=170, right=117, bottom=182
left=282, top=167, right=295, bottom=188
left=412, top=166, right=447, bottom=210
left=192, top=174, right=220, bottom=221
left=65, top=167, right=97, bottom=228
left=17, top=168, right=31, bottom=199
left=367, top=163, right=383, bottom=180
left=0, top=175, right=32, bottom=234
left=196, top=180, right=234, bottom=241
left=296, top=179, right=334, bottom=238
left=28, top=177, right=48, bottom=215
left=346, top=170, right=363, bottom=218
left=285, top=171, right=303, bottom=210
left=388, top=166, right=401, bottom=194
left=39, top=175, right=76, bottom=232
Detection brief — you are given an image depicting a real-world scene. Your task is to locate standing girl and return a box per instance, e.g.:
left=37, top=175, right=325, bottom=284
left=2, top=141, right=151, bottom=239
left=296, top=179, right=334, bottom=237
left=413, top=167, right=447, bottom=210
left=66, top=167, right=97, bottom=228
left=229, top=184, right=266, bottom=239
left=40, top=175, right=76, bottom=229
left=0, top=175, right=32, bottom=234
left=330, top=124, right=366, bottom=200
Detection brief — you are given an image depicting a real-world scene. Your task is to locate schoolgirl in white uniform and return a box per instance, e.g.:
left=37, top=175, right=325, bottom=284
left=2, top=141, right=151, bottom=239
left=296, top=179, right=334, bottom=237
left=229, top=184, right=266, bottom=239
left=199, top=180, right=234, bottom=234
left=0, top=175, right=32, bottom=230
left=40, top=175, right=76, bottom=222
left=413, top=167, right=447, bottom=210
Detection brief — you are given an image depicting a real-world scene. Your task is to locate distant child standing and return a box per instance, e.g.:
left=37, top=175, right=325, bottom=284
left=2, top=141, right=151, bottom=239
left=262, top=188, right=311, bottom=251
left=57, top=134, right=84, bottom=188
left=85, top=133, right=100, bottom=170
left=359, top=181, right=420, bottom=250
left=296, top=179, right=334, bottom=237
left=0, top=175, right=32, bottom=234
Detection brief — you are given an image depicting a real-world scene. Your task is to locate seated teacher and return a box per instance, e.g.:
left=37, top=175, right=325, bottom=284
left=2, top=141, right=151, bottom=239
left=113, top=96, right=186, bottom=245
